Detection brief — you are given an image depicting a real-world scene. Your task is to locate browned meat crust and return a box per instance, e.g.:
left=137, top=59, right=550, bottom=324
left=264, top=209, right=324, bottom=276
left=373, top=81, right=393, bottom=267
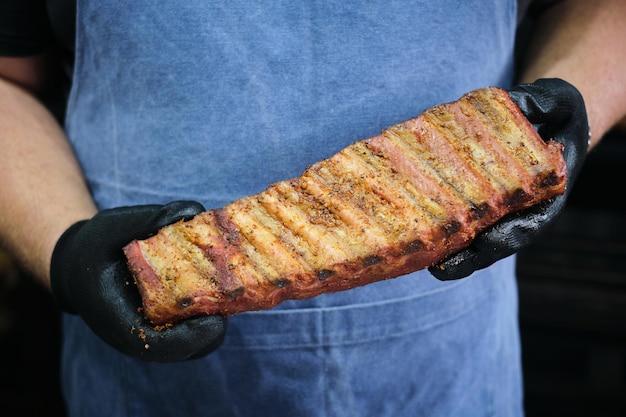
left=123, top=87, right=567, bottom=325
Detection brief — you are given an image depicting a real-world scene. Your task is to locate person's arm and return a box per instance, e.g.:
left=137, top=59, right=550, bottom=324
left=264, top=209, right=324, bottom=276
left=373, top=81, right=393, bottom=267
left=0, top=55, right=97, bottom=288
left=0, top=55, right=228, bottom=361
left=518, top=0, right=626, bottom=149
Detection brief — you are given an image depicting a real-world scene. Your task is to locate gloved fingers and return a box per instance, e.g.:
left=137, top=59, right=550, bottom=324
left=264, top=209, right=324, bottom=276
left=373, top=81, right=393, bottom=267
left=96, top=259, right=227, bottom=361
left=145, top=200, right=206, bottom=231
left=50, top=200, right=228, bottom=360
left=508, top=78, right=589, bottom=183
left=429, top=196, right=564, bottom=281
left=86, top=200, right=206, bottom=249
left=145, top=315, right=228, bottom=362
left=115, top=313, right=227, bottom=362
left=52, top=201, right=206, bottom=311
left=428, top=247, right=480, bottom=281
left=508, top=78, right=588, bottom=133
left=428, top=227, right=519, bottom=281
left=428, top=228, right=515, bottom=281
left=508, top=78, right=583, bottom=128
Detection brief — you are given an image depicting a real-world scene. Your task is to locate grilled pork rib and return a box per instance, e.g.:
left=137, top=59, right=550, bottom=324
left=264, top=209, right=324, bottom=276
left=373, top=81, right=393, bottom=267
left=124, top=87, right=567, bottom=325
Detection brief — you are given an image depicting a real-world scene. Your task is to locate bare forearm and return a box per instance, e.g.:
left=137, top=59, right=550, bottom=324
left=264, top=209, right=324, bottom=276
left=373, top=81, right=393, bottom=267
left=519, top=0, right=626, bottom=149
left=0, top=77, right=97, bottom=288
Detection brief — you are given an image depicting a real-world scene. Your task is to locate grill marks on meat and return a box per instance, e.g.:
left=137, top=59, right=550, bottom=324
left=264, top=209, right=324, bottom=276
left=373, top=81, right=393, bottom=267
left=124, top=87, right=567, bottom=324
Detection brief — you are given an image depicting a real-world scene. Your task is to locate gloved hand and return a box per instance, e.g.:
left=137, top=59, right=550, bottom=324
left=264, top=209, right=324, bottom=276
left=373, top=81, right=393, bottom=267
left=50, top=201, right=227, bottom=362
left=429, top=78, right=589, bottom=280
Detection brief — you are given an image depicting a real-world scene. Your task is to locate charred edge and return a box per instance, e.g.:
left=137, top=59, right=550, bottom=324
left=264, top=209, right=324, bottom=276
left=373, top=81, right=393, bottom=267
left=226, top=287, right=245, bottom=299
left=178, top=297, right=193, bottom=308
left=214, top=208, right=241, bottom=245
left=273, top=278, right=291, bottom=289
left=363, top=255, right=382, bottom=267
left=442, top=220, right=461, bottom=237
left=465, top=92, right=489, bottom=116
left=539, top=171, right=560, bottom=188
left=403, top=239, right=425, bottom=255
left=470, top=202, right=491, bottom=220
left=364, top=140, right=386, bottom=158
left=193, top=242, right=214, bottom=264
left=198, top=212, right=245, bottom=300
left=317, top=269, right=334, bottom=281
left=506, top=188, right=529, bottom=207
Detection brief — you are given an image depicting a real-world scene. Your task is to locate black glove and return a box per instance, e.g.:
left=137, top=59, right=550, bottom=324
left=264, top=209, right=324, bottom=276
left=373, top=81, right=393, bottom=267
left=429, top=78, right=589, bottom=280
left=50, top=201, right=227, bottom=362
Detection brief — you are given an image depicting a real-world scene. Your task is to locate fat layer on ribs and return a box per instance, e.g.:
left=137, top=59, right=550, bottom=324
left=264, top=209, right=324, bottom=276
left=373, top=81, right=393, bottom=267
left=123, top=86, right=567, bottom=325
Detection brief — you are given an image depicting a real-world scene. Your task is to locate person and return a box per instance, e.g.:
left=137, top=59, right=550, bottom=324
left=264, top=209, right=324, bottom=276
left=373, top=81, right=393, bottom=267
left=0, top=0, right=625, bottom=416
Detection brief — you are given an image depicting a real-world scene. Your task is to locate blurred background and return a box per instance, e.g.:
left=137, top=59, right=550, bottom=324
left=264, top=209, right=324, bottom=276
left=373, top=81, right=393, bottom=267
left=1, top=125, right=625, bottom=416
left=518, top=125, right=626, bottom=417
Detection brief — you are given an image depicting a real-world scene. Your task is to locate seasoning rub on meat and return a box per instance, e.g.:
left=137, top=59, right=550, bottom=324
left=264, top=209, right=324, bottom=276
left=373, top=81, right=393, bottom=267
left=123, top=86, right=567, bottom=325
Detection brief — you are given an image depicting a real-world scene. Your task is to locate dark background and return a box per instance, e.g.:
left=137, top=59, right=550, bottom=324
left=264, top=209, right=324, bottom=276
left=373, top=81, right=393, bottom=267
left=1, top=127, right=625, bottom=417
left=518, top=127, right=626, bottom=417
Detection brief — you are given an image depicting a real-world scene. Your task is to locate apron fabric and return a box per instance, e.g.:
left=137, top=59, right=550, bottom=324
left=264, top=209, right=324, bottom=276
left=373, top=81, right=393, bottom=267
left=62, top=1, right=523, bottom=416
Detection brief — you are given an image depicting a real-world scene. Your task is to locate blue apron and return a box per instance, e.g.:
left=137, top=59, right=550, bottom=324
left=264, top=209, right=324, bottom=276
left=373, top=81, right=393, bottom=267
left=62, top=1, right=523, bottom=416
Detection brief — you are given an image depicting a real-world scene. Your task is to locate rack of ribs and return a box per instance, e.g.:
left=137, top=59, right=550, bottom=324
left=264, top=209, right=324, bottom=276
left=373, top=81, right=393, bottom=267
left=123, top=86, right=567, bottom=325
